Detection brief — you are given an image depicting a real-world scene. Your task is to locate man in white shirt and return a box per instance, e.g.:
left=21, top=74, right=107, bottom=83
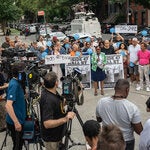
left=128, top=37, right=141, bottom=87
left=96, top=79, right=143, bottom=150
left=139, top=98, right=150, bottom=150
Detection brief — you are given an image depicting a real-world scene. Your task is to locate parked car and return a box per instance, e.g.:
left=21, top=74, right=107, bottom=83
left=29, top=24, right=37, bottom=34
left=49, top=32, right=67, bottom=42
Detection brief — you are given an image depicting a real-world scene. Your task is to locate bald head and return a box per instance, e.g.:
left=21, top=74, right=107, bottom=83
left=114, top=79, right=130, bottom=91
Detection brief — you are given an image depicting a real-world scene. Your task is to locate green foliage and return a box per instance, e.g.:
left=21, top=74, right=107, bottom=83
left=0, top=0, right=22, bottom=22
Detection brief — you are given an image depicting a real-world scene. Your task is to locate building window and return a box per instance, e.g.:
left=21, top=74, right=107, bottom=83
left=134, top=12, right=138, bottom=25
left=141, top=11, right=146, bottom=26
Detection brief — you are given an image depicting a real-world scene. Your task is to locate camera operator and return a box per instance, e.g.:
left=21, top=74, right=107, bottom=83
left=5, top=65, right=26, bottom=150
left=40, top=71, right=75, bottom=150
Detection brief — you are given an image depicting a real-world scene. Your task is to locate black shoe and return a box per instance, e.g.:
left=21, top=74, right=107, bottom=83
left=0, top=128, right=6, bottom=133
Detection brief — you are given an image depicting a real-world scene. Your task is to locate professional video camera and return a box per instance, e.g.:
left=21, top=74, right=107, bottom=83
left=61, top=68, right=84, bottom=106
left=1, top=48, right=26, bottom=57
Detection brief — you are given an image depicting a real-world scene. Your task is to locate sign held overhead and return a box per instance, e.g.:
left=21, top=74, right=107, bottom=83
left=115, top=25, right=137, bottom=33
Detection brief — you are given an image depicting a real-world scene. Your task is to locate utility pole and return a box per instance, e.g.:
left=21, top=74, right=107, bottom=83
left=127, top=0, right=129, bottom=24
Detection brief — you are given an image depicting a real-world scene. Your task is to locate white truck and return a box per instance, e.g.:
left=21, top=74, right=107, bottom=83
left=70, top=12, right=102, bottom=38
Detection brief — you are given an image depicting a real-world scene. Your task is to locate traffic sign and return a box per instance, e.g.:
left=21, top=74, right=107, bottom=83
left=38, top=11, right=45, bottom=16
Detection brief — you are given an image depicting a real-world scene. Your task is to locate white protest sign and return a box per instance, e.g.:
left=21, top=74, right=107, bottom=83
left=115, top=25, right=137, bottom=33
left=104, top=54, right=124, bottom=88
left=65, top=56, right=91, bottom=89
left=45, top=55, right=71, bottom=64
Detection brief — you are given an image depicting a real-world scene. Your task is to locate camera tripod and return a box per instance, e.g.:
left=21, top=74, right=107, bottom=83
left=0, top=128, right=10, bottom=150
left=63, top=104, right=85, bottom=150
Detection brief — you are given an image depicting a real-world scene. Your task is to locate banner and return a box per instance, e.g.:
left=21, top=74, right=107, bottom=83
left=45, top=55, right=71, bottom=64
left=65, top=56, right=91, bottom=89
left=115, top=25, right=137, bottom=33
left=104, top=54, right=124, bottom=88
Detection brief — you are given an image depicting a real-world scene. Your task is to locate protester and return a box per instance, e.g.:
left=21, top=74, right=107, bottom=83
left=82, top=120, right=100, bottom=150
left=136, top=42, right=150, bottom=91
left=70, top=43, right=82, bottom=56
left=55, top=41, right=66, bottom=76
left=139, top=97, right=150, bottom=150
left=112, top=33, right=124, bottom=51
left=40, top=72, right=75, bottom=150
left=52, top=44, right=63, bottom=88
left=128, top=37, right=141, bottom=86
left=115, top=42, right=129, bottom=79
left=101, top=40, right=115, bottom=55
left=91, top=45, right=107, bottom=96
left=97, top=124, right=125, bottom=150
left=96, top=79, right=143, bottom=150
left=5, top=64, right=26, bottom=150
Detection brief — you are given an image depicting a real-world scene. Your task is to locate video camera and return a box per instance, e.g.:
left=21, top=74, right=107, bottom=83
left=61, top=68, right=84, bottom=106
left=1, top=48, right=37, bottom=58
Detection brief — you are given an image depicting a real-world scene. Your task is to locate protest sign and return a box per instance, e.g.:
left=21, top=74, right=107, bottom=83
left=65, top=56, right=91, bottom=89
left=104, top=54, right=124, bottom=88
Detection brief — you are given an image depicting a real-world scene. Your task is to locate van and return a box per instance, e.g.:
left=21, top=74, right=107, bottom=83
left=71, top=12, right=102, bottom=38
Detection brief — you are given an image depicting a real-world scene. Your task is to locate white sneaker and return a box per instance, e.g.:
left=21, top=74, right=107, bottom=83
left=136, top=86, right=141, bottom=91
left=146, top=87, right=150, bottom=92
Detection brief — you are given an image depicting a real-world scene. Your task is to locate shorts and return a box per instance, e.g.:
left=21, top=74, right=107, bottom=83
left=129, top=65, right=139, bottom=75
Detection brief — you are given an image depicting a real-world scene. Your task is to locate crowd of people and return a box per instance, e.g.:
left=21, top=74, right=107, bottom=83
left=0, top=33, right=150, bottom=150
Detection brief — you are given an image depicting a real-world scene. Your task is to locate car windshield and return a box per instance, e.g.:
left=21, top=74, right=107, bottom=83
left=50, top=32, right=65, bottom=37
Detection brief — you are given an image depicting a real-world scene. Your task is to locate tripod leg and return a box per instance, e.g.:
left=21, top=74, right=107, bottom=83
left=24, top=140, right=29, bottom=150
left=0, top=130, right=9, bottom=150
left=74, top=107, right=83, bottom=126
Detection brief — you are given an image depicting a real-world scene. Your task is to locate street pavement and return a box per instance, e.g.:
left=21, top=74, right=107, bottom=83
left=0, top=84, right=150, bottom=150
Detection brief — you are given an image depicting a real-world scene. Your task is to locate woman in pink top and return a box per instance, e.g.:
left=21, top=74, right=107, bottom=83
left=136, top=42, right=150, bottom=91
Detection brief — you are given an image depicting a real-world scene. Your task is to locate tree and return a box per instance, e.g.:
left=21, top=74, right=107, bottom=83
left=0, top=0, right=22, bottom=32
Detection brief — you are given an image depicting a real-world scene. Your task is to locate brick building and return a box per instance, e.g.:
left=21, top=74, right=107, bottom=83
left=104, top=0, right=150, bottom=27
left=129, top=2, right=150, bottom=27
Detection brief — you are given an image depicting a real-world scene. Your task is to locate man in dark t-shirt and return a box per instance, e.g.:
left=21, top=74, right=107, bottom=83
left=1, top=36, right=10, bottom=48
left=40, top=72, right=75, bottom=150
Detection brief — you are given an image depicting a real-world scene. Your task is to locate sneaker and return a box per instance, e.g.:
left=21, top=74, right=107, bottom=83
left=146, top=87, right=150, bottom=92
left=136, top=86, right=141, bottom=91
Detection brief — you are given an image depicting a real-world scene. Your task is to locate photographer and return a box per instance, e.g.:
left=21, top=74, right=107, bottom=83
left=40, top=71, right=75, bottom=150
left=5, top=64, right=26, bottom=150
